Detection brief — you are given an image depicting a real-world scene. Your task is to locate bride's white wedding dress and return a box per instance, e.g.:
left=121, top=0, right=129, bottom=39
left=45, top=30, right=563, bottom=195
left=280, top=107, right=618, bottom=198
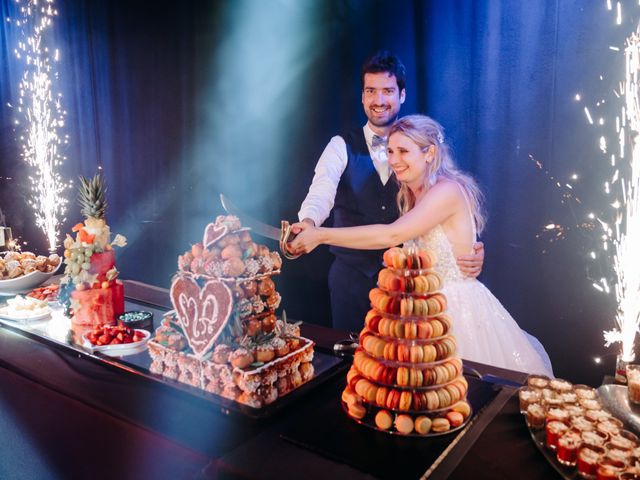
left=412, top=221, right=554, bottom=377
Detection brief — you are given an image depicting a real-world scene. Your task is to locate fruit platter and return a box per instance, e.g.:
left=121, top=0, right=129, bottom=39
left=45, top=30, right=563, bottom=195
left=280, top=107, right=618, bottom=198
left=83, top=323, right=150, bottom=356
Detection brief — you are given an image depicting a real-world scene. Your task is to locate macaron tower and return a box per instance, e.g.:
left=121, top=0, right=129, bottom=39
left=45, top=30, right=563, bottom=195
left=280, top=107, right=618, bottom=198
left=341, top=245, right=472, bottom=436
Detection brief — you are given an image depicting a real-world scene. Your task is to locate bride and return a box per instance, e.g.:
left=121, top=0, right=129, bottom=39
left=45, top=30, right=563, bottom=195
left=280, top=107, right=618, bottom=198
left=289, top=114, right=553, bottom=377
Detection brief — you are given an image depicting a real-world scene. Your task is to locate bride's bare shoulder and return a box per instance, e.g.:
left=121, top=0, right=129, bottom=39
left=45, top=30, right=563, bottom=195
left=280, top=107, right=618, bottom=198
left=430, top=179, right=465, bottom=200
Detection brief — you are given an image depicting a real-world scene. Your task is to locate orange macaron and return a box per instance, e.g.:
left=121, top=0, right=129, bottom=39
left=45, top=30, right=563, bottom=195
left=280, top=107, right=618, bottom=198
left=431, top=417, right=451, bottom=433
left=375, top=410, right=394, bottom=430
left=414, top=415, right=432, bottom=435
left=394, top=414, right=414, bottom=434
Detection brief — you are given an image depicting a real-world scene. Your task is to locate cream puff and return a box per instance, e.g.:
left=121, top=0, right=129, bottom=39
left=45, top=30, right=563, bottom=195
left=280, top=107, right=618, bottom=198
left=256, top=345, right=276, bottom=363
left=229, top=347, right=254, bottom=369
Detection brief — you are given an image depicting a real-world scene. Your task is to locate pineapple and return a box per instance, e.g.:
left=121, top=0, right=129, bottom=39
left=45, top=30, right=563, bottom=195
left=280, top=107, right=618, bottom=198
left=77, top=174, right=110, bottom=248
left=78, top=174, right=107, bottom=220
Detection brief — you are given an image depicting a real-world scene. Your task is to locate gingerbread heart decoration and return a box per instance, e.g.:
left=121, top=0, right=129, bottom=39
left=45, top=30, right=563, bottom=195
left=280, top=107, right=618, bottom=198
left=170, top=275, right=233, bottom=358
left=203, top=222, right=228, bottom=249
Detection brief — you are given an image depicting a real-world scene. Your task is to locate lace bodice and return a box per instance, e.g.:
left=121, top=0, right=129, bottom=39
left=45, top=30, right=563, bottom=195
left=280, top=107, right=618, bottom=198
left=407, top=183, right=477, bottom=283
left=406, top=226, right=468, bottom=283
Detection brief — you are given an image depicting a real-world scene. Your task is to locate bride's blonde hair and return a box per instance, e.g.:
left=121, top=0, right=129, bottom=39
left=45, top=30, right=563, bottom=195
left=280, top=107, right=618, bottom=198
left=389, top=115, right=486, bottom=234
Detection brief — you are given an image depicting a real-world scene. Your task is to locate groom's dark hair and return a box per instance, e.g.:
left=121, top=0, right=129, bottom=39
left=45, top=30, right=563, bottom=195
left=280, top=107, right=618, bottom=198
left=361, top=51, right=406, bottom=92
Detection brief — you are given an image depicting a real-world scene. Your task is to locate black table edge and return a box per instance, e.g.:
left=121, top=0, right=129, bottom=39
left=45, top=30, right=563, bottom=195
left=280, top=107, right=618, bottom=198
left=424, top=386, right=517, bottom=479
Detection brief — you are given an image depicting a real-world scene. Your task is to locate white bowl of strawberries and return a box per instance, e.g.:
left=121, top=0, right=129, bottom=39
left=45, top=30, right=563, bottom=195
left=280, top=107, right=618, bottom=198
left=83, top=324, right=150, bottom=356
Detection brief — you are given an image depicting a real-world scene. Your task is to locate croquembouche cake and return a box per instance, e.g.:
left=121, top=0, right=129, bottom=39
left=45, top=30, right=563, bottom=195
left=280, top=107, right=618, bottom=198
left=148, top=215, right=315, bottom=408
left=342, top=245, right=471, bottom=435
left=59, top=174, right=127, bottom=336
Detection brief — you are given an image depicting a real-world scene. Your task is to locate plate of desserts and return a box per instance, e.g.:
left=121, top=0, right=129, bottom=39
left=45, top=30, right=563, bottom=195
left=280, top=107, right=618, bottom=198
left=0, top=295, right=52, bottom=322
left=83, top=324, right=151, bottom=357
left=520, top=374, right=640, bottom=479
left=0, top=251, right=62, bottom=295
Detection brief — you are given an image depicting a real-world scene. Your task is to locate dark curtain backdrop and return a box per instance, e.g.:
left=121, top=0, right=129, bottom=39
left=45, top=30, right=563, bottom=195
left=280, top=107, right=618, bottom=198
left=0, top=0, right=632, bottom=385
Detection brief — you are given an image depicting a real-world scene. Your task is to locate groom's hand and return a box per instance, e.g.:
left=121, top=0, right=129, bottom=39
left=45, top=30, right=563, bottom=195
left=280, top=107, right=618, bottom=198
left=457, top=241, right=484, bottom=278
left=290, top=218, right=315, bottom=235
left=287, top=218, right=315, bottom=255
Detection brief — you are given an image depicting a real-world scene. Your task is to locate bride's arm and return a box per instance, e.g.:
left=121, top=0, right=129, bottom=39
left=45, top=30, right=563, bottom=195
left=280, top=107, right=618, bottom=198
left=290, top=181, right=461, bottom=253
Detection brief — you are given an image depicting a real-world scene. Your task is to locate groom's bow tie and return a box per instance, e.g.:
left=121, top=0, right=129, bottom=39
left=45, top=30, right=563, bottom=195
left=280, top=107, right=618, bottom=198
left=372, top=134, right=387, bottom=149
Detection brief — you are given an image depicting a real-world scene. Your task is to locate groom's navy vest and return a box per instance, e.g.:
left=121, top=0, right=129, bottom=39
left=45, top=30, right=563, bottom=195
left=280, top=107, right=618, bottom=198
left=330, top=128, right=399, bottom=277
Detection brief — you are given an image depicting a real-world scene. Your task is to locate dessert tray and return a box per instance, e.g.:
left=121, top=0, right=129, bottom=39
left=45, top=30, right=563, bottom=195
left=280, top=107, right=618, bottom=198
left=597, top=384, right=640, bottom=434
left=522, top=376, right=640, bottom=479
left=0, top=267, right=60, bottom=295
left=0, top=252, right=61, bottom=295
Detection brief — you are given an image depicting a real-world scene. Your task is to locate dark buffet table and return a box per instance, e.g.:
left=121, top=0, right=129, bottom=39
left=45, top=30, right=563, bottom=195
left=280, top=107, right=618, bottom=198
left=0, top=280, right=561, bottom=480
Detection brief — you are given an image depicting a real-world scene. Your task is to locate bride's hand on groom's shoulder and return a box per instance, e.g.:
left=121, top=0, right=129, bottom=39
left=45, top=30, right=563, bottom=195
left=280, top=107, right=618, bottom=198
left=457, top=241, right=484, bottom=278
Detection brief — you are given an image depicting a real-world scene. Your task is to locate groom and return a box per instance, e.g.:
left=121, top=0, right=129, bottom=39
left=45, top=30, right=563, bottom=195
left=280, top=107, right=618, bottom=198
left=293, top=51, right=484, bottom=332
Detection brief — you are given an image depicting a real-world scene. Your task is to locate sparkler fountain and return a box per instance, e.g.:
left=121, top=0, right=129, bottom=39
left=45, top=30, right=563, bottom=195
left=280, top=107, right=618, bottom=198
left=11, top=0, right=69, bottom=252
left=530, top=2, right=640, bottom=379
left=604, top=29, right=640, bottom=376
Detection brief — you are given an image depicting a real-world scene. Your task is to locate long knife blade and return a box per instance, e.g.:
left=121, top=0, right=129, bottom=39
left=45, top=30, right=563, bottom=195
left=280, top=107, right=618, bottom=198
left=219, top=193, right=282, bottom=241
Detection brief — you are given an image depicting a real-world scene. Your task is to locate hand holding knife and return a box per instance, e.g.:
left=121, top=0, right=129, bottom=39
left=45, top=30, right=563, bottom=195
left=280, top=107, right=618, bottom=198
left=219, top=194, right=301, bottom=260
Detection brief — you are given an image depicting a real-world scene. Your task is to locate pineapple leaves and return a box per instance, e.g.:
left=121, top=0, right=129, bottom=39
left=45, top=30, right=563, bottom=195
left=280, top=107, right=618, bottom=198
left=78, top=173, right=107, bottom=220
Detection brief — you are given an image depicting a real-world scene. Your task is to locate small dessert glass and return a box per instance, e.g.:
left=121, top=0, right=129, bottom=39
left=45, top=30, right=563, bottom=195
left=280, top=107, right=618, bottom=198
left=571, top=415, right=596, bottom=433
left=527, top=374, right=550, bottom=390
left=549, top=378, right=574, bottom=393
left=564, top=404, right=586, bottom=418
left=561, top=391, right=578, bottom=406
left=574, top=384, right=598, bottom=400
left=585, top=409, right=612, bottom=423
left=595, top=457, right=626, bottom=480
left=603, top=442, right=632, bottom=465
left=628, top=364, right=640, bottom=405
left=597, top=418, right=624, bottom=438
left=546, top=420, right=569, bottom=451
left=580, top=398, right=603, bottom=411
left=525, top=403, right=546, bottom=430
left=581, top=429, right=609, bottom=449
left=543, top=396, right=565, bottom=409
left=577, top=444, right=605, bottom=479
left=546, top=407, right=570, bottom=424
left=557, top=429, right=582, bottom=466
left=541, top=388, right=559, bottom=401
left=608, top=430, right=639, bottom=452
left=518, top=387, right=541, bottom=414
